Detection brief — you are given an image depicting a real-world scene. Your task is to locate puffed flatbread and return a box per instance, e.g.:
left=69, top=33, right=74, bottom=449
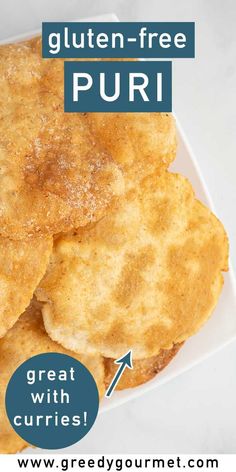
left=0, top=38, right=123, bottom=239
left=86, top=112, right=176, bottom=187
left=0, top=235, right=52, bottom=337
left=33, top=36, right=176, bottom=180
left=0, top=300, right=105, bottom=453
left=105, top=344, right=182, bottom=390
left=36, top=172, right=228, bottom=359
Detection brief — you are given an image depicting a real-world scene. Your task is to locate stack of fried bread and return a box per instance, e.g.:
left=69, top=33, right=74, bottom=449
left=0, top=37, right=228, bottom=453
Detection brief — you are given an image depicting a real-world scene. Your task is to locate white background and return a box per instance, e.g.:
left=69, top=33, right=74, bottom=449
left=0, top=0, right=235, bottom=454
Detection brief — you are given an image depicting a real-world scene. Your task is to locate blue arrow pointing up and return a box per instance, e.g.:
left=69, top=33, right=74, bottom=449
left=105, top=350, right=133, bottom=398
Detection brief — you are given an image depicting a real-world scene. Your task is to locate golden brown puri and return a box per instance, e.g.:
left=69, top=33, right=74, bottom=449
left=36, top=172, right=228, bottom=359
left=85, top=112, right=176, bottom=187
left=0, top=300, right=105, bottom=454
left=0, top=38, right=123, bottom=240
left=30, top=39, right=177, bottom=188
left=105, top=344, right=183, bottom=390
left=0, top=236, right=52, bottom=338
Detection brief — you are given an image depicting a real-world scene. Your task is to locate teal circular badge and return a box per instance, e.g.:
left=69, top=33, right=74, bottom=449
left=5, top=353, right=99, bottom=449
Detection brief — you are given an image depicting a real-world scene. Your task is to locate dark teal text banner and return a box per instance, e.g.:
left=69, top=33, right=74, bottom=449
left=64, top=61, right=172, bottom=112
left=43, top=22, right=194, bottom=58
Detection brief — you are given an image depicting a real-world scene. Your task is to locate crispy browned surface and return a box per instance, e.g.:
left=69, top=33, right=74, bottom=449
left=105, top=344, right=183, bottom=390
left=0, top=236, right=52, bottom=337
left=0, top=37, right=123, bottom=239
left=0, top=300, right=105, bottom=453
left=37, top=172, right=228, bottom=359
left=86, top=112, right=176, bottom=187
left=0, top=433, right=28, bottom=454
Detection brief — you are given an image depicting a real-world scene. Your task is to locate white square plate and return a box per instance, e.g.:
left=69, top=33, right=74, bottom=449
left=1, top=13, right=236, bottom=448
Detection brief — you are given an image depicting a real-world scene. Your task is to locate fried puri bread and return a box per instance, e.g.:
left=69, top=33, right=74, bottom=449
left=0, top=300, right=105, bottom=453
left=86, top=112, right=176, bottom=186
left=0, top=236, right=52, bottom=338
left=0, top=38, right=123, bottom=239
left=105, top=344, right=182, bottom=390
left=17, top=38, right=176, bottom=188
left=36, top=172, right=228, bottom=359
